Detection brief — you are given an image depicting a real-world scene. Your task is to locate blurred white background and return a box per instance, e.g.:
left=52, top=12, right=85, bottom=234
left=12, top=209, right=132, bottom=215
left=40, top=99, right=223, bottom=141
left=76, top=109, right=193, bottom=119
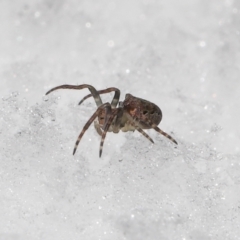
left=0, top=0, right=240, bottom=239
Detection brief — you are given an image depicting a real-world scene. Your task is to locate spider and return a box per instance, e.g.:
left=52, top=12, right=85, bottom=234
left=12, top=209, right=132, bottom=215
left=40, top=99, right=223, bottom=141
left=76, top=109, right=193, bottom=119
left=46, top=84, right=177, bottom=157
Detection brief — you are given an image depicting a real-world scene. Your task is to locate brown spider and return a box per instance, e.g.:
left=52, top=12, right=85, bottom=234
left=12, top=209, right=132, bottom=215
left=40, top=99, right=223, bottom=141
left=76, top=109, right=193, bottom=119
left=46, top=84, right=177, bottom=157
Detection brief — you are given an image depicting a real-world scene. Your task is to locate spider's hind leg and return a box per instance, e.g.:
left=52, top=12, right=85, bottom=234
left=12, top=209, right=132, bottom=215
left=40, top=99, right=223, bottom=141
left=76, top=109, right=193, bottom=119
left=125, top=113, right=154, bottom=144
left=142, top=117, right=178, bottom=145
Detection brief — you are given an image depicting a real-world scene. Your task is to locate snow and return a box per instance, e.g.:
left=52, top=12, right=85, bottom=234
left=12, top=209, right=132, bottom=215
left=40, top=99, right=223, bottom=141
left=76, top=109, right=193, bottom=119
left=0, top=0, right=240, bottom=239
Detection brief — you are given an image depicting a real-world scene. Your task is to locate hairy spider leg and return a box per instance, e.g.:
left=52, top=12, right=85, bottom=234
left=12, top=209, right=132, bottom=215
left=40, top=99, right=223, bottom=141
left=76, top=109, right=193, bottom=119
left=99, top=108, right=120, bottom=157
left=78, top=87, right=121, bottom=108
left=73, top=103, right=111, bottom=155
left=46, top=84, right=103, bottom=107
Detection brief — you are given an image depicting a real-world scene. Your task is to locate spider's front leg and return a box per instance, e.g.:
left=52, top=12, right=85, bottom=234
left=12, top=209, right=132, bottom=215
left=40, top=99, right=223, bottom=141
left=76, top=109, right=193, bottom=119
left=73, top=102, right=111, bottom=155
left=46, top=84, right=103, bottom=107
left=99, top=107, right=121, bottom=157
left=93, top=105, right=112, bottom=136
left=78, top=87, right=121, bottom=108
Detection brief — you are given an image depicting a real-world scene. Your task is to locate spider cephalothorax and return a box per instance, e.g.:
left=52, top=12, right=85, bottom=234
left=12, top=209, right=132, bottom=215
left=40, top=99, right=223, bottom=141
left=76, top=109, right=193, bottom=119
left=46, top=84, right=177, bottom=157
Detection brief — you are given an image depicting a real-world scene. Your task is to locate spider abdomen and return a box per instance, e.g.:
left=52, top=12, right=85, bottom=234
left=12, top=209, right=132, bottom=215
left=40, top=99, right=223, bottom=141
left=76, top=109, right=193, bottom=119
left=123, top=94, right=162, bottom=129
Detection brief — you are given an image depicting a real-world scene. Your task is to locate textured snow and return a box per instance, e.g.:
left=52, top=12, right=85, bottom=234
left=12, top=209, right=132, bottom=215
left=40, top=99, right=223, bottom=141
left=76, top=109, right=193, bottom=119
left=1, top=0, right=240, bottom=239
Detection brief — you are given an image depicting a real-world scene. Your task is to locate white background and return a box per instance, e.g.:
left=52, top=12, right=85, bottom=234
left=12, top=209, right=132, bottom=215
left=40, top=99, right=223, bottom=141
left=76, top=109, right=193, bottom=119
left=0, top=0, right=240, bottom=239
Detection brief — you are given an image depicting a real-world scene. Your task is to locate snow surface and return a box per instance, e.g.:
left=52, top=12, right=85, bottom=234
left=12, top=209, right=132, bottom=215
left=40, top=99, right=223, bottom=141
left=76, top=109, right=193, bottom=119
left=1, top=0, right=240, bottom=239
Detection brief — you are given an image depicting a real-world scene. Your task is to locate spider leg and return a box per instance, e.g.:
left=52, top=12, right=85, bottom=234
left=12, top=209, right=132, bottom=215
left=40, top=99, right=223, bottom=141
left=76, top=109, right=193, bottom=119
left=99, top=108, right=119, bottom=157
left=140, top=117, right=178, bottom=145
left=125, top=113, right=154, bottom=143
left=154, top=126, right=177, bottom=144
left=153, top=126, right=177, bottom=145
left=132, top=124, right=154, bottom=144
left=46, top=84, right=103, bottom=107
left=94, top=120, right=103, bottom=136
left=73, top=102, right=111, bottom=155
left=78, top=94, right=94, bottom=105
left=78, top=87, right=120, bottom=108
